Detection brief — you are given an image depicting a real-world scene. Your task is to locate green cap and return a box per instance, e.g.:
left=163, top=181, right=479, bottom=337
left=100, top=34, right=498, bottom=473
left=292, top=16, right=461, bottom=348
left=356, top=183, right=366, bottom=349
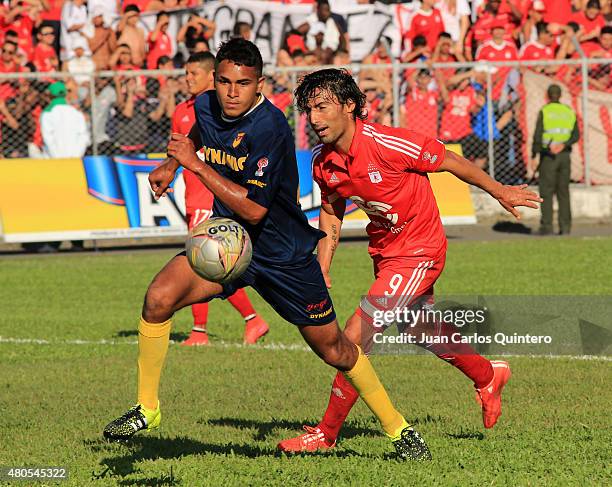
left=49, top=81, right=66, bottom=97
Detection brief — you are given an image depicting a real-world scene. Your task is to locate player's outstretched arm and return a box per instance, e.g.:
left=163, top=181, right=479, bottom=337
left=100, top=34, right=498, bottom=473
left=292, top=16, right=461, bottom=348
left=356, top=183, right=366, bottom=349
left=437, top=149, right=543, bottom=219
left=317, top=197, right=346, bottom=289
left=166, top=133, right=267, bottom=225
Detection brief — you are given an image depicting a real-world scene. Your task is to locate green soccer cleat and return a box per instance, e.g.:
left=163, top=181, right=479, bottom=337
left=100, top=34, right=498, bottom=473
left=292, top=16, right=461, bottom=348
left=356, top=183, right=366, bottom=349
left=391, top=426, right=432, bottom=461
left=103, top=403, right=161, bottom=442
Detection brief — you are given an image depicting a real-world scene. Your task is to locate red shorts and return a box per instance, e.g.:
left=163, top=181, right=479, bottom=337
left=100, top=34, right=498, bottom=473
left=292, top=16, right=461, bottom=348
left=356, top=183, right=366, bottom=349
left=357, top=255, right=446, bottom=326
left=183, top=169, right=214, bottom=230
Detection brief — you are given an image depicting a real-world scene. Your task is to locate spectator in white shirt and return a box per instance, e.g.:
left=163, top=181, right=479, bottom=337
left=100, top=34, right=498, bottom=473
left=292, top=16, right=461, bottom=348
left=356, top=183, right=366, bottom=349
left=41, top=81, right=90, bottom=158
left=436, top=0, right=471, bottom=55
left=61, top=0, right=89, bottom=60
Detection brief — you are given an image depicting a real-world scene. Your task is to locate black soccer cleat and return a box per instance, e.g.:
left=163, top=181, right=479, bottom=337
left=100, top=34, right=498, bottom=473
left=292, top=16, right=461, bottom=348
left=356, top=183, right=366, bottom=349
left=391, top=426, right=432, bottom=461
left=103, top=404, right=161, bottom=442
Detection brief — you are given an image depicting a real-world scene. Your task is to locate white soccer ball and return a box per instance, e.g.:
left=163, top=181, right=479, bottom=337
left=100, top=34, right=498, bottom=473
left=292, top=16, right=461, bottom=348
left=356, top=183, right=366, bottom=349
left=186, top=217, right=252, bottom=283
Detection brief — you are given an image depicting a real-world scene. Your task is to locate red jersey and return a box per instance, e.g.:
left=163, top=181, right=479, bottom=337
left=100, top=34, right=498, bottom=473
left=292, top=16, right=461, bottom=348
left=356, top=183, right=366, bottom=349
left=146, top=30, right=172, bottom=70
left=406, top=8, right=445, bottom=50
left=476, top=40, right=518, bottom=99
left=123, top=0, right=151, bottom=11
left=475, top=39, right=518, bottom=62
left=33, top=43, right=58, bottom=72
left=439, top=85, right=476, bottom=141
left=404, top=88, right=439, bottom=138
left=12, top=14, right=34, bottom=62
left=541, top=0, right=572, bottom=25
left=519, top=41, right=555, bottom=61
left=466, top=12, right=515, bottom=52
left=581, top=41, right=612, bottom=59
left=571, top=11, right=605, bottom=36
left=171, top=96, right=214, bottom=218
left=40, top=0, right=64, bottom=21
left=312, top=119, right=447, bottom=265
left=0, top=59, right=22, bottom=100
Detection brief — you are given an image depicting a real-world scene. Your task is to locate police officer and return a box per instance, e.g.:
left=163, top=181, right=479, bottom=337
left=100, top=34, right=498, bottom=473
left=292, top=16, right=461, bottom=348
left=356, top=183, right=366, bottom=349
left=530, top=84, right=579, bottom=235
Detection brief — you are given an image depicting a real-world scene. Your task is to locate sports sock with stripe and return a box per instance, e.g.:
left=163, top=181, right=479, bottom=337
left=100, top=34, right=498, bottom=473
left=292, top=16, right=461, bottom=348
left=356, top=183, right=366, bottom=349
left=415, top=320, right=494, bottom=388
left=227, top=288, right=256, bottom=319
left=191, top=302, right=209, bottom=328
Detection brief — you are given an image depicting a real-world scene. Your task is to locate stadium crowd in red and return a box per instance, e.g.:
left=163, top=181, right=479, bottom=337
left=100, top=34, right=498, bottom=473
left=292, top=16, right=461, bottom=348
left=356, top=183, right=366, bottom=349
left=0, top=0, right=609, bottom=182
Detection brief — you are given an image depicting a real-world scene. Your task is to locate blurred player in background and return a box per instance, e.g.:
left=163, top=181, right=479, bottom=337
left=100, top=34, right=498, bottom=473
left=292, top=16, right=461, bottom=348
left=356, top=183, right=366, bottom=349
left=173, top=51, right=269, bottom=346
left=278, top=69, right=542, bottom=453
left=104, top=40, right=430, bottom=461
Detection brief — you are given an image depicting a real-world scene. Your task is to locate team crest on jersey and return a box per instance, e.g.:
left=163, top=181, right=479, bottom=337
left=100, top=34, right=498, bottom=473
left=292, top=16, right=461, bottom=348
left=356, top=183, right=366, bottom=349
left=422, top=151, right=438, bottom=164
left=368, top=170, right=382, bottom=183
left=329, top=172, right=339, bottom=183
left=255, top=157, right=268, bottom=176
left=232, top=132, right=245, bottom=148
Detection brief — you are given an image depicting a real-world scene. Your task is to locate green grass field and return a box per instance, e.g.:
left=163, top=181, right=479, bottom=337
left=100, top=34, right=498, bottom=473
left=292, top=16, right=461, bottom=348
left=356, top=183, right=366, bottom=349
left=1, top=237, right=611, bottom=486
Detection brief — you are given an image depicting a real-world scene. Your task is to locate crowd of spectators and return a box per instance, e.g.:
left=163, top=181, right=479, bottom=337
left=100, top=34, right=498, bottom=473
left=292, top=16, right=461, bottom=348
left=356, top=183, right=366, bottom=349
left=0, top=0, right=610, bottom=182
left=0, top=0, right=207, bottom=157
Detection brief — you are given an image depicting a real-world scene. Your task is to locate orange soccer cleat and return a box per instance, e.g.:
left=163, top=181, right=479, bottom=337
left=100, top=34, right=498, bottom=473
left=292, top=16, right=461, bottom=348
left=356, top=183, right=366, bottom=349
left=475, top=360, right=512, bottom=428
left=277, top=425, right=336, bottom=453
left=180, top=329, right=209, bottom=346
left=243, top=316, right=269, bottom=344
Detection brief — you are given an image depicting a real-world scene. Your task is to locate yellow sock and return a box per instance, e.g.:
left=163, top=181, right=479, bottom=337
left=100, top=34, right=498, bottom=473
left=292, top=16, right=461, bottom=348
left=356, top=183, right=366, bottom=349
left=343, top=345, right=407, bottom=438
left=137, top=317, right=171, bottom=410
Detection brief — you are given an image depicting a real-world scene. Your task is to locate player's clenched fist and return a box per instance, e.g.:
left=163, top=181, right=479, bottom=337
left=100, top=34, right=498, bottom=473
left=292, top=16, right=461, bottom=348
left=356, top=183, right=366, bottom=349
left=167, top=133, right=201, bottom=172
left=149, top=161, right=177, bottom=200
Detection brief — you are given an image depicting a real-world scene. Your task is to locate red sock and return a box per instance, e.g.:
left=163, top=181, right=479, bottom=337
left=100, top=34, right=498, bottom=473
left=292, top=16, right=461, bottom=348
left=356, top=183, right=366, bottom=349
left=191, top=302, right=208, bottom=328
left=414, top=321, right=493, bottom=388
left=317, top=371, right=360, bottom=441
left=227, top=289, right=256, bottom=319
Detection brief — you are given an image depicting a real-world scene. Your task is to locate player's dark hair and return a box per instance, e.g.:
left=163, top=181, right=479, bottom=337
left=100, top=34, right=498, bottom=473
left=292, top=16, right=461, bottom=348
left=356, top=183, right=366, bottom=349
left=439, top=31, right=452, bottom=40
left=216, top=38, right=263, bottom=77
left=567, top=21, right=580, bottom=33
left=187, top=50, right=215, bottom=69
left=536, top=21, right=549, bottom=36
left=3, top=39, right=17, bottom=49
left=124, top=4, right=140, bottom=14
left=602, top=25, right=612, bottom=35
left=156, top=11, right=168, bottom=22
left=295, top=68, right=367, bottom=121
left=586, top=0, right=600, bottom=9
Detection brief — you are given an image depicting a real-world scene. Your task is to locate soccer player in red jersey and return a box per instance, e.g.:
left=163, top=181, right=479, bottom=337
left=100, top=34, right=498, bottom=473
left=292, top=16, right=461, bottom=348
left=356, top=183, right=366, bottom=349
left=278, top=69, right=541, bottom=453
left=172, top=51, right=269, bottom=346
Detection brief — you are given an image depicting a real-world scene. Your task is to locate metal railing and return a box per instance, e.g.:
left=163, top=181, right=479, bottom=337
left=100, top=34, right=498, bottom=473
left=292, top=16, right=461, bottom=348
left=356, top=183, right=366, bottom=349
left=0, top=57, right=610, bottom=185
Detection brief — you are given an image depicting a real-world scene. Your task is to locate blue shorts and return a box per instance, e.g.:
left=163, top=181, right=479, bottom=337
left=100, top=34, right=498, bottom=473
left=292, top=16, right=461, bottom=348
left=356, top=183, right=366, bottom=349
left=211, top=253, right=336, bottom=327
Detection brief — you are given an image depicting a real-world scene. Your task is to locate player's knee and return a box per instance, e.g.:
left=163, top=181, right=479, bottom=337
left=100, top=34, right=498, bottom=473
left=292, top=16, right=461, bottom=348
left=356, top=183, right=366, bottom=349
left=143, top=283, right=176, bottom=322
left=320, top=340, right=354, bottom=371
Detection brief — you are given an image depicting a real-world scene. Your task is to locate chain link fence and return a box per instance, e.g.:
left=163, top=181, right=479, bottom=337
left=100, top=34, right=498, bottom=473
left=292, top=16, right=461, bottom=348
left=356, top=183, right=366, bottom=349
left=0, top=58, right=610, bottom=185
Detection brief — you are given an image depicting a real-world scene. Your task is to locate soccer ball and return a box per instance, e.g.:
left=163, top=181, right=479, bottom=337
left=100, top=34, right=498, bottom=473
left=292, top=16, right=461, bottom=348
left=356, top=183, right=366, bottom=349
left=186, top=217, right=252, bottom=283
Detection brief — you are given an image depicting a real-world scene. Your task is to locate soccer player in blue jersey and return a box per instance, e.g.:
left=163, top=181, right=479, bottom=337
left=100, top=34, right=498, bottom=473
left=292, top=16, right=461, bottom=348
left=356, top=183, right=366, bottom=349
left=103, top=38, right=431, bottom=460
